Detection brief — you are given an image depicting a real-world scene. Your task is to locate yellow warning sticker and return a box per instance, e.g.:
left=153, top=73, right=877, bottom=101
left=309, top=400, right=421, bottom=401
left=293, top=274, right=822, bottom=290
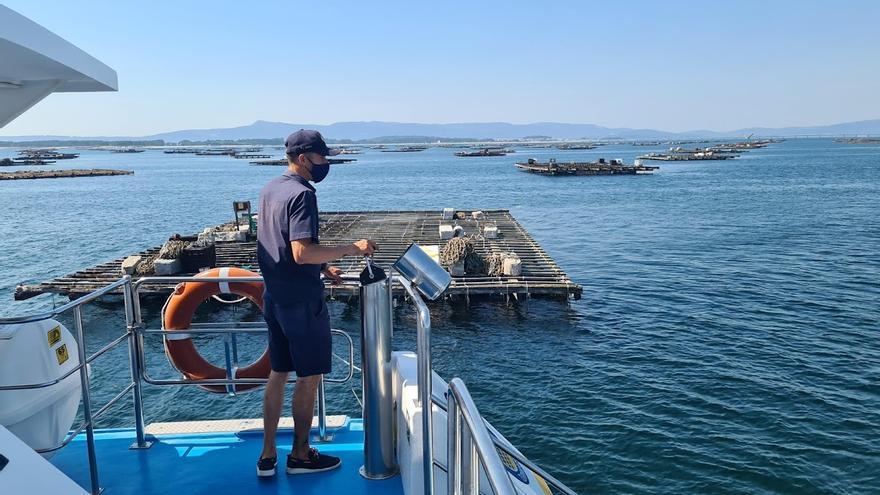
left=48, top=326, right=62, bottom=347
left=56, top=344, right=69, bottom=365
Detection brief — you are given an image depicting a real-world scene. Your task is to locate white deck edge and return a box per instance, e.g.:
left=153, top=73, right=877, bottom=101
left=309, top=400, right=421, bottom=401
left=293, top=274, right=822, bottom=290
left=144, top=415, right=349, bottom=435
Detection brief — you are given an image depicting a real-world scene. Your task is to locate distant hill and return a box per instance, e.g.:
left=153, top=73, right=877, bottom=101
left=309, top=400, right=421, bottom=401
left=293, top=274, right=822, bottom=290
left=143, top=121, right=688, bottom=142
left=3, top=119, right=880, bottom=143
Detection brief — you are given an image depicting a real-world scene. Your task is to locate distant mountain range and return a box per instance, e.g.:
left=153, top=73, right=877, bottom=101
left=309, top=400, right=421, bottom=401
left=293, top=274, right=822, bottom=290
left=3, top=119, right=880, bottom=143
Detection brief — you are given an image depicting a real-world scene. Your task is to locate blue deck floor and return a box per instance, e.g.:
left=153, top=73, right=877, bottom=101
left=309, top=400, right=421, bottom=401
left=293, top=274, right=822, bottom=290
left=51, top=419, right=403, bottom=495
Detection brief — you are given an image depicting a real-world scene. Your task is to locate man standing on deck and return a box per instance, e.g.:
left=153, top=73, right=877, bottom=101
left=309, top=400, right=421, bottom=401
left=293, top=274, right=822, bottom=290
left=256, top=129, right=377, bottom=477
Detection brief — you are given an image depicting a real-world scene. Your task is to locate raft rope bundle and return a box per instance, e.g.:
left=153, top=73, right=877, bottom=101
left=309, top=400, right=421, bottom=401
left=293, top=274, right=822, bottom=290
left=439, top=236, right=486, bottom=274
left=136, top=238, right=192, bottom=275
left=440, top=231, right=520, bottom=277
left=484, top=252, right=506, bottom=277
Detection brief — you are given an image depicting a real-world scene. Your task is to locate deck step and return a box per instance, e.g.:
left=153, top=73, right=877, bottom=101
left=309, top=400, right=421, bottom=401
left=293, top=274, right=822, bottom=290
left=144, top=416, right=349, bottom=435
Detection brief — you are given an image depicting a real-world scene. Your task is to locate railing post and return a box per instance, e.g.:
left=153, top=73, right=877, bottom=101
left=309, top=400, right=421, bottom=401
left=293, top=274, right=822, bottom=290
left=391, top=244, right=451, bottom=495
left=464, top=429, right=478, bottom=495
left=448, top=394, right=461, bottom=495
left=417, top=297, right=433, bottom=495
left=222, top=333, right=236, bottom=396
left=401, top=278, right=434, bottom=495
left=448, top=378, right=519, bottom=495
left=359, top=275, right=398, bottom=479
left=315, top=375, right=330, bottom=442
left=123, top=279, right=151, bottom=449
left=73, top=306, right=102, bottom=495
left=230, top=332, right=240, bottom=369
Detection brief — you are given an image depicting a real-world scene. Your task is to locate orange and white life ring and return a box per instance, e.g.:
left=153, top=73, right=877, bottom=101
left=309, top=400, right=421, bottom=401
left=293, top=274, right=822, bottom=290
left=162, top=267, right=270, bottom=393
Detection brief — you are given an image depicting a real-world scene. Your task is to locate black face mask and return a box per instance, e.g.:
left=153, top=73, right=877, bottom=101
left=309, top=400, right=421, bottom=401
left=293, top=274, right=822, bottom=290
left=307, top=157, right=330, bottom=183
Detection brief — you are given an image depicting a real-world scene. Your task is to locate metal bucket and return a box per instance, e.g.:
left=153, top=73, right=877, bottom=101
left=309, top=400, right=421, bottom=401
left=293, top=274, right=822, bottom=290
left=392, top=243, right=452, bottom=300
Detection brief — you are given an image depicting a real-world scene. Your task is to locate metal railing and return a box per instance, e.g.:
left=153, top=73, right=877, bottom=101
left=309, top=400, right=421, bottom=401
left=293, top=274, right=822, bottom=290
left=399, top=276, right=436, bottom=495
left=430, top=391, right=577, bottom=495
left=397, top=272, right=575, bottom=495
left=129, top=275, right=355, bottom=447
left=0, top=274, right=357, bottom=494
left=400, top=275, right=576, bottom=495
left=447, top=378, right=516, bottom=495
left=0, top=276, right=137, bottom=495
left=0, top=272, right=576, bottom=495
left=131, top=276, right=354, bottom=382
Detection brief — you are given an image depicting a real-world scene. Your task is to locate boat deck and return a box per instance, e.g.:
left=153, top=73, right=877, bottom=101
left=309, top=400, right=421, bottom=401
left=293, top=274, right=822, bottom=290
left=52, top=419, right=403, bottom=495
left=15, top=209, right=582, bottom=301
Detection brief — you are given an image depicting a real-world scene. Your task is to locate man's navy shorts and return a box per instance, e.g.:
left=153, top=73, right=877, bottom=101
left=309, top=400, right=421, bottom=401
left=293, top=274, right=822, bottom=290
left=263, top=293, right=331, bottom=377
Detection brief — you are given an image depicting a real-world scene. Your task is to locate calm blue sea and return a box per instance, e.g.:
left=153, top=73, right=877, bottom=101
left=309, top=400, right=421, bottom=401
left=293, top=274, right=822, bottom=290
left=1, top=140, right=878, bottom=494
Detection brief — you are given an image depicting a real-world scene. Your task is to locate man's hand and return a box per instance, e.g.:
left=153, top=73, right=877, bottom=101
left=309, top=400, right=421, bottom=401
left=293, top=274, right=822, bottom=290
left=322, top=266, right=344, bottom=285
left=350, top=239, right=378, bottom=256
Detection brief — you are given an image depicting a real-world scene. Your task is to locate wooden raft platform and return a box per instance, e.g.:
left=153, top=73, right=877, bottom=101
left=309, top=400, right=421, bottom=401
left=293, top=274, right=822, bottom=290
left=0, top=169, right=133, bottom=180
left=516, top=159, right=658, bottom=176
left=14, top=209, right=581, bottom=302
left=637, top=151, right=738, bottom=161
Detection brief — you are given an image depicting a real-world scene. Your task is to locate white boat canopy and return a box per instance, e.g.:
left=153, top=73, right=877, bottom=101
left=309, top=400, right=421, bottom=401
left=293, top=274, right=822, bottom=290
left=0, top=5, right=117, bottom=128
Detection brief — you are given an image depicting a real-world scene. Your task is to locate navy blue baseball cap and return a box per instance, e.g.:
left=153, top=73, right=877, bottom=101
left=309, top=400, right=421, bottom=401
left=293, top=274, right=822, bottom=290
left=285, top=129, right=331, bottom=157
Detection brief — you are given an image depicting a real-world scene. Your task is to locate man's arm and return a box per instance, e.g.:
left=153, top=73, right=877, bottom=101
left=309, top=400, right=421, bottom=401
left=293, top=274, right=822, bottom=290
left=292, top=238, right=377, bottom=265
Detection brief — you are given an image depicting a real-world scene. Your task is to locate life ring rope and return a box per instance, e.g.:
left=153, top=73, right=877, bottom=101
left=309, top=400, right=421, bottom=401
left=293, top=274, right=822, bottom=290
left=211, top=294, right=249, bottom=304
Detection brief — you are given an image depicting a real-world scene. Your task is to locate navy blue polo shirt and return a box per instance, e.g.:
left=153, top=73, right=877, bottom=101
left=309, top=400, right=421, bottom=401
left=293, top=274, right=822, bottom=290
left=257, top=171, right=323, bottom=305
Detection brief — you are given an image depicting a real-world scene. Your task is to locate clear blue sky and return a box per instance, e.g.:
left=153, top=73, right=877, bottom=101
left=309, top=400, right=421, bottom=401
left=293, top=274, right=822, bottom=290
left=3, top=0, right=879, bottom=136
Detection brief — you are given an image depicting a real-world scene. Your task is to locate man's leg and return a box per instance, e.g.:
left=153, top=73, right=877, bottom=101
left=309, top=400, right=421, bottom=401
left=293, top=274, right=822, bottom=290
left=284, top=300, right=339, bottom=473
left=291, top=374, right=321, bottom=459
left=261, top=370, right=289, bottom=459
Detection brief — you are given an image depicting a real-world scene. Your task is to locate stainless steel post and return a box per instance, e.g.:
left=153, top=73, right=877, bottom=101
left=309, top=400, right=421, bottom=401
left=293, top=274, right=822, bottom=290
left=358, top=276, right=398, bottom=479
left=417, top=298, right=433, bottom=495
left=401, top=278, right=434, bottom=495
left=230, top=332, right=240, bottom=369
left=392, top=245, right=450, bottom=495
left=448, top=395, right=461, bottom=495
left=123, top=279, right=151, bottom=449
left=73, top=306, right=102, bottom=495
left=448, top=378, right=517, bottom=495
left=316, top=375, right=329, bottom=442
left=222, top=334, right=235, bottom=396
left=464, top=428, right=478, bottom=495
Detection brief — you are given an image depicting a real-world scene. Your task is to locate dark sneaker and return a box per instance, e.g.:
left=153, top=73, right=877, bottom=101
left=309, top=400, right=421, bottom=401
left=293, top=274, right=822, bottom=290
left=256, top=456, right=277, bottom=477
left=286, top=448, right=342, bottom=474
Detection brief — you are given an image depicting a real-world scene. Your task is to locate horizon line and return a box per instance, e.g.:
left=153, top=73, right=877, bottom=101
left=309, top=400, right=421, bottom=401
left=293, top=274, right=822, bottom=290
left=2, top=117, right=880, bottom=141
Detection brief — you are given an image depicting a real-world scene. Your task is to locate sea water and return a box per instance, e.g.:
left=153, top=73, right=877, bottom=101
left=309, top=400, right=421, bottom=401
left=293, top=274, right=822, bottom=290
left=1, top=140, right=878, bottom=493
